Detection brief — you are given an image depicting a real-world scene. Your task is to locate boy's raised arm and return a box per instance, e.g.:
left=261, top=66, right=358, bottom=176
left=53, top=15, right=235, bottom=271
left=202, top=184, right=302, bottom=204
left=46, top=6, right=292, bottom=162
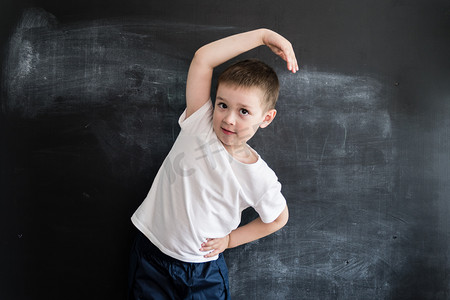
left=185, top=28, right=298, bottom=118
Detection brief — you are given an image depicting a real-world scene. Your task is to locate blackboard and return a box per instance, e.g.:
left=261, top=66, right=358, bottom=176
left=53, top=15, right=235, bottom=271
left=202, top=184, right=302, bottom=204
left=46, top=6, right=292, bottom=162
left=1, top=1, right=449, bottom=299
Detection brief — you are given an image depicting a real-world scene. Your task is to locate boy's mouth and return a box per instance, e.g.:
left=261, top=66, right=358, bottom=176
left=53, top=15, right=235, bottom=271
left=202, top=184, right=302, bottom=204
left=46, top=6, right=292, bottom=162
left=221, top=127, right=235, bottom=135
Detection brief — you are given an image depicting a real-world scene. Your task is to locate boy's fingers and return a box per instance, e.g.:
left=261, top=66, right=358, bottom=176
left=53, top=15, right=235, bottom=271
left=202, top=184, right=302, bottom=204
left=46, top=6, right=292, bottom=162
left=200, top=243, right=212, bottom=250
left=200, top=239, right=218, bottom=251
left=281, top=47, right=298, bottom=73
left=201, top=235, right=229, bottom=257
left=288, top=59, right=298, bottom=73
left=203, top=239, right=216, bottom=246
left=292, top=59, right=299, bottom=73
left=288, top=52, right=299, bottom=73
left=200, top=243, right=216, bottom=255
left=204, top=249, right=220, bottom=258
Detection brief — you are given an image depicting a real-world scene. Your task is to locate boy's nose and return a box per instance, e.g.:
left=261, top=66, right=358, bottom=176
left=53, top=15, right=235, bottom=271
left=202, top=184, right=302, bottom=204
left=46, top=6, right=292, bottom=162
left=223, top=112, right=236, bottom=125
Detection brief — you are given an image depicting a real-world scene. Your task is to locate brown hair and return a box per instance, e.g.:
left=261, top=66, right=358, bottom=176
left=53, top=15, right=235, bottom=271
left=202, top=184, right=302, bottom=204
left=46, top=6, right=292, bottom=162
left=217, top=59, right=280, bottom=110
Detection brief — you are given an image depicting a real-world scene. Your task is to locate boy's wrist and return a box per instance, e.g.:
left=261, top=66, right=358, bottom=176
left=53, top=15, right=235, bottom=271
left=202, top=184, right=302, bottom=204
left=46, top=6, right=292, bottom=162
left=226, top=233, right=232, bottom=249
left=258, top=28, right=270, bottom=45
left=260, top=28, right=274, bottom=44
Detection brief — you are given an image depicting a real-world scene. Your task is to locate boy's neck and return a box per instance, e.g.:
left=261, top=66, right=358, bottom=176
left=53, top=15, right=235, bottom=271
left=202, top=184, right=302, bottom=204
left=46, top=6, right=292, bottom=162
left=223, top=143, right=258, bottom=164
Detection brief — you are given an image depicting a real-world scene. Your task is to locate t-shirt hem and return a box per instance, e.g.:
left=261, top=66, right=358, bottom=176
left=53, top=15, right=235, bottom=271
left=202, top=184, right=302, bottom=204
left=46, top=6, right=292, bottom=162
left=131, top=214, right=219, bottom=263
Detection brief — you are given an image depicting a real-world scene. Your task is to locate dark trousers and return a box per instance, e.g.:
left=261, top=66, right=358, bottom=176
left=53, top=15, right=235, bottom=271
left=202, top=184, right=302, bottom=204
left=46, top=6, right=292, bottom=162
left=128, top=231, right=231, bottom=300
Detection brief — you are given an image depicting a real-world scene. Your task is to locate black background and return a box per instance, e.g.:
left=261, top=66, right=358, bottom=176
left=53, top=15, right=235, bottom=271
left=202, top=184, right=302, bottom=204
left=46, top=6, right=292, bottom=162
left=1, top=0, right=449, bottom=299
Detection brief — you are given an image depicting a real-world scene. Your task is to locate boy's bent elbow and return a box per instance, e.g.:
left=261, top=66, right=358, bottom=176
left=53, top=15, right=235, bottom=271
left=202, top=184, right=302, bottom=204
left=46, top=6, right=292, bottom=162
left=192, top=46, right=213, bottom=68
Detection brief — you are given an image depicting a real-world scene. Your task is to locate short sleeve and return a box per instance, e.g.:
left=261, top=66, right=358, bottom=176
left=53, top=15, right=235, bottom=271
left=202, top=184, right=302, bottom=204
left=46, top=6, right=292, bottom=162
left=253, top=180, right=287, bottom=223
left=178, top=100, right=213, bottom=134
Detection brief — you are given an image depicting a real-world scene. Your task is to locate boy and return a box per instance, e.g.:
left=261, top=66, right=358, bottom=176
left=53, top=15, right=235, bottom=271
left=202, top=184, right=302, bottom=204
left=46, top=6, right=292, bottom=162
left=128, top=28, right=298, bottom=299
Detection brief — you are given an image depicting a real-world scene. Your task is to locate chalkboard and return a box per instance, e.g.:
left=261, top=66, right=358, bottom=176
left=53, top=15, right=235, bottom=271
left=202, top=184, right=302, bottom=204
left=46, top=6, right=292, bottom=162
left=1, top=1, right=449, bottom=299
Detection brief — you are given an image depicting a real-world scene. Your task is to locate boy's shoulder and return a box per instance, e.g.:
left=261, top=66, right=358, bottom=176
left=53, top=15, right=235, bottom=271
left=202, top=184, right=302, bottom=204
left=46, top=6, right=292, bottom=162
left=235, top=153, right=280, bottom=187
left=178, top=99, right=213, bottom=134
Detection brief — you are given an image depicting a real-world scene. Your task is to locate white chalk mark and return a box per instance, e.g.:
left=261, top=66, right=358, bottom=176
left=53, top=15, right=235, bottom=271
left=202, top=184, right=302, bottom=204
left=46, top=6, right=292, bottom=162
left=320, top=134, right=329, bottom=162
left=342, top=123, right=347, bottom=149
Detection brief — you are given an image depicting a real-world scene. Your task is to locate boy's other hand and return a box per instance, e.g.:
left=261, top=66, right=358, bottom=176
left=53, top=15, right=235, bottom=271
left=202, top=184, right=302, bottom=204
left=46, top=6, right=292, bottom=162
left=262, top=29, right=299, bottom=73
left=200, top=235, right=230, bottom=258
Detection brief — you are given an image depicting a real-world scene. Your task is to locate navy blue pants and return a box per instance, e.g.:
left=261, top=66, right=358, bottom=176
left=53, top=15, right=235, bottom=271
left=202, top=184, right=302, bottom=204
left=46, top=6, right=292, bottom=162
left=128, top=231, right=231, bottom=300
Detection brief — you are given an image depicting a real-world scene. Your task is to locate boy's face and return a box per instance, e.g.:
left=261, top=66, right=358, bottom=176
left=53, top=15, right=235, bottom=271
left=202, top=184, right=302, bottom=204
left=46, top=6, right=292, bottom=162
left=213, top=83, right=276, bottom=152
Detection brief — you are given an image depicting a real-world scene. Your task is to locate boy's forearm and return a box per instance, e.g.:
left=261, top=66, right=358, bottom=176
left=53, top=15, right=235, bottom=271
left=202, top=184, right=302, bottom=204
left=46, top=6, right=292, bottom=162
left=193, top=28, right=268, bottom=69
left=228, top=205, right=289, bottom=249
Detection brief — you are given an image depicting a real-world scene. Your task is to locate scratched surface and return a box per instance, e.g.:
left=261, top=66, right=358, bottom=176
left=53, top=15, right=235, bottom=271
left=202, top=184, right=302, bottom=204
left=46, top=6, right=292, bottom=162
left=1, top=1, right=450, bottom=300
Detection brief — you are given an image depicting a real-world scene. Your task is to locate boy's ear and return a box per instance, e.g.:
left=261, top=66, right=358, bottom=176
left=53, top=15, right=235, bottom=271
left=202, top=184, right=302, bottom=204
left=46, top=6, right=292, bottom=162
left=259, top=109, right=277, bottom=129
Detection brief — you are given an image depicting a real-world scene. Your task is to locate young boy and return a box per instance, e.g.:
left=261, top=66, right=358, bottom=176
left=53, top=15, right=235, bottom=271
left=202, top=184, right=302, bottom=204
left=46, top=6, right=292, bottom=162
left=128, top=28, right=298, bottom=299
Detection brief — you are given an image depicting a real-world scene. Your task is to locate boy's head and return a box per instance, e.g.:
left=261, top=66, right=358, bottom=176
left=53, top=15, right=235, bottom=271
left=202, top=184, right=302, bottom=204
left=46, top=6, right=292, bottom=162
left=213, top=59, right=280, bottom=153
left=217, top=59, right=280, bottom=111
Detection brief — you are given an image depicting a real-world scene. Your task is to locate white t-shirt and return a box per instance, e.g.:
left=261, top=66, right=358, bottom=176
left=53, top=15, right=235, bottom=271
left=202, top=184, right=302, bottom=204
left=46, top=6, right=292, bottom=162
left=131, top=100, right=286, bottom=263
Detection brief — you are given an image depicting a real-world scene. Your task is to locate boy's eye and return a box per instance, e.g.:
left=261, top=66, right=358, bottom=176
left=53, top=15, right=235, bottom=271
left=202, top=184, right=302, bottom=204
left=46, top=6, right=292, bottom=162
left=218, top=103, right=227, bottom=109
left=240, top=109, right=249, bottom=116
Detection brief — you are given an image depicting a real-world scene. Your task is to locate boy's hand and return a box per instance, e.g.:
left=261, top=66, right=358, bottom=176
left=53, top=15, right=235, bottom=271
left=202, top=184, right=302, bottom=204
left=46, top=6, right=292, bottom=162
left=262, top=29, right=299, bottom=73
left=200, top=235, right=230, bottom=258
